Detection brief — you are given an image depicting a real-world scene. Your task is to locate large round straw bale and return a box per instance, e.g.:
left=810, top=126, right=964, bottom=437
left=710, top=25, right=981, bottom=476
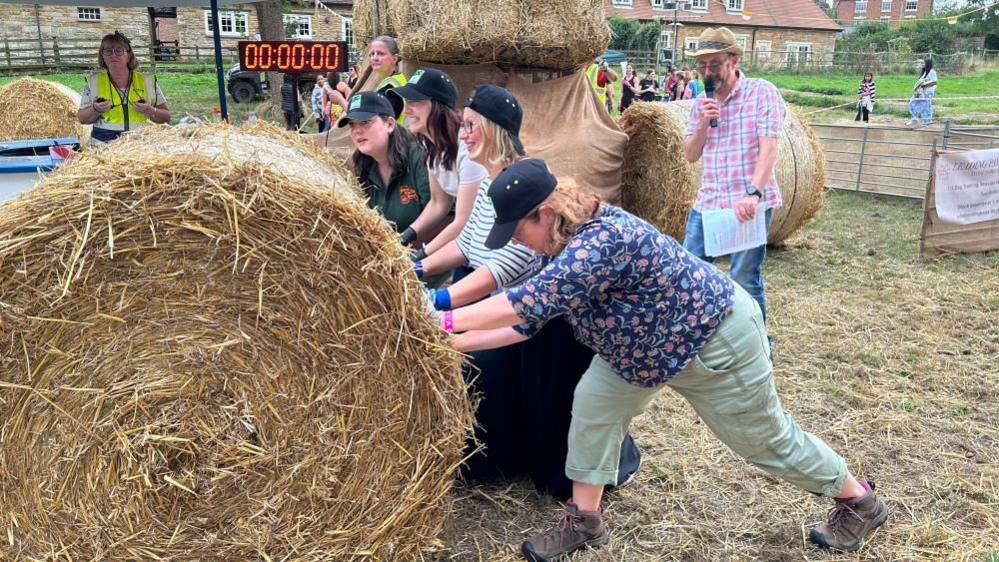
left=352, top=0, right=393, bottom=50
left=0, top=122, right=472, bottom=560
left=619, top=100, right=826, bottom=244
left=355, top=0, right=609, bottom=70
left=0, top=77, right=88, bottom=142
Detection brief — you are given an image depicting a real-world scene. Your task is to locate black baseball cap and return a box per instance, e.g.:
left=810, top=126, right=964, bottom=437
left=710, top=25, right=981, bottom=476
left=466, top=85, right=525, bottom=155
left=388, top=68, right=459, bottom=109
left=485, top=158, right=558, bottom=250
left=336, top=92, right=395, bottom=128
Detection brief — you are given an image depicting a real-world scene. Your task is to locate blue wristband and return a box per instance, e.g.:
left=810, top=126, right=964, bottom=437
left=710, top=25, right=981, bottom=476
left=414, top=261, right=424, bottom=279
left=433, top=289, right=452, bottom=311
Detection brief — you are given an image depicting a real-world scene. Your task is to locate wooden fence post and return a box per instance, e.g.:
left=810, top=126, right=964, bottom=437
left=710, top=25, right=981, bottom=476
left=52, top=38, right=61, bottom=72
left=3, top=38, right=11, bottom=72
left=149, top=43, right=157, bottom=71
left=194, top=44, right=200, bottom=61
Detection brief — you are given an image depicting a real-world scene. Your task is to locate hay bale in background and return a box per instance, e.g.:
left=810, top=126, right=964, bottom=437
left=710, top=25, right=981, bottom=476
left=0, top=122, right=471, bottom=560
left=0, top=77, right=88, bottom=143
left=618, top=102, right=696, bottom=240
left=352, top=0, right=393, bottom=50
left=355, top=0, right=609, bottom=71
left=619, top=100, right=827, bottom=244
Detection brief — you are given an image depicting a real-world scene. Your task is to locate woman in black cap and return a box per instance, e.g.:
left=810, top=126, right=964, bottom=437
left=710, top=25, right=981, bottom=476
left=387, top=68, right=487, bottom=250
left=442, top=158, right=887, bottom=561
left=414, top=85, right=640, bottom=499
left=338, top=91, right=430, bottom=237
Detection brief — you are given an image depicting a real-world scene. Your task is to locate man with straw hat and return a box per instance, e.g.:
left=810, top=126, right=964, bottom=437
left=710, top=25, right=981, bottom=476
left=682, top=27, right=888, bottom=553
left=681, top=27, right=781, bottom=325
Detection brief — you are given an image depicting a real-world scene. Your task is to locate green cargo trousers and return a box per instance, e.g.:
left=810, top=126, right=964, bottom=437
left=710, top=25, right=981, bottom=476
left=566, top=285, right=849, bottom=498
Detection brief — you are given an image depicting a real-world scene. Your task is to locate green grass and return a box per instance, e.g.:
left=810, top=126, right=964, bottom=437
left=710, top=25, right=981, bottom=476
left=609, top=69, right=999, bottom=124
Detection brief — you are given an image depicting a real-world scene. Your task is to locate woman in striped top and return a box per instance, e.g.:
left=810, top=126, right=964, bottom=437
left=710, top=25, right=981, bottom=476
left=855, top=72, right=876, bottom=123
left=414, top=85, right=541, bottom=310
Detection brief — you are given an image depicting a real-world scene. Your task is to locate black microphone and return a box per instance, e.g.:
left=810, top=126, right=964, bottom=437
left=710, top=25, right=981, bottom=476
left=704, top=77, right=718, bottom=128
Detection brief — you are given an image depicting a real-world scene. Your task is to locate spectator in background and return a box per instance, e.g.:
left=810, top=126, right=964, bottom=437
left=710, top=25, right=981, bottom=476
left=280, top=79, right=301, bottom=131
left=311, top=75, right=326, bottom=131
left=672, top=69, right=687, bottom=102
left=665, top=66, right=679, bottom=101
left=685, top=69, right=704, bottom=99
left=322, top=72, right=347, bottom=132
left=906, top=58, right=937, bottom=126
left=619, top=63, right=639, bottom=112
left=855, top=72, right=876, bottom=123
left=346, top=64, right=361, bottom=91
left=638, top=69, right=659, bottom=102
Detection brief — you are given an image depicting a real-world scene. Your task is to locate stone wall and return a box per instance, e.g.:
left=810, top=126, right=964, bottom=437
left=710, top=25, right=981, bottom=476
left=664, top=23, right=837, bottom=69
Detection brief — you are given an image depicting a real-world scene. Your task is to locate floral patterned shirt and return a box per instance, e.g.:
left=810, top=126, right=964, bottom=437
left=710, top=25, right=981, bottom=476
left=508, top=205, right=734, bottom=387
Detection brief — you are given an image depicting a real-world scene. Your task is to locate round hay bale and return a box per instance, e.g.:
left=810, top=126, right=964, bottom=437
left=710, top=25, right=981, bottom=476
left=0, top=122, right=472, bottom=560
left=355, top=0, right=609, bottom=71
left=352, top=0, right=394, bottom=50
left=619, top=100, right=826, bottom=244
left=0, top=77, right=88, bottom=142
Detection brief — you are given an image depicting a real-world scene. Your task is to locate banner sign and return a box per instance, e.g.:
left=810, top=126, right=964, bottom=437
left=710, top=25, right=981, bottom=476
left=933, top=148, right=999, bottom=225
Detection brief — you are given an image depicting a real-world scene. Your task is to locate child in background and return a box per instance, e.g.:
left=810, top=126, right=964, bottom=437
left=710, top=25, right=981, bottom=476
left=855, top=72, right=876, bottom=123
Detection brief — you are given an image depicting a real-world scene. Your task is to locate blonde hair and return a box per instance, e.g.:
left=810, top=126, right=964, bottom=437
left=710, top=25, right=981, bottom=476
left=476, top=116, right=526, bottom=169
left=532, top=179, right=601, bottom=253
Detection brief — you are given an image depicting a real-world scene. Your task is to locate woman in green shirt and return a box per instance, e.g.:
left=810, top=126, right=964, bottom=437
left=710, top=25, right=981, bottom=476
left=339, top=92, right=431, bottom=241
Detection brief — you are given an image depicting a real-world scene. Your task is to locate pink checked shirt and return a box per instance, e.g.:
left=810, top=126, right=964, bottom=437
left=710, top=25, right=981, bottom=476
left=685, top=72, right=786, bottom=212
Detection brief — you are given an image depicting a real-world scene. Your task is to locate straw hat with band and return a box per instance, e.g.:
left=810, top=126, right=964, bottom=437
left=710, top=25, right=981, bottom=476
left=685, top=27, right=744, bottom=58
left=465, top=85, right=526, bottom=156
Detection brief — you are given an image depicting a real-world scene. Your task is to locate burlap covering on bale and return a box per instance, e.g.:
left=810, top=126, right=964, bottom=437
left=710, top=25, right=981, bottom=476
left=619, top=100, right=826, bottom=244
left=316, top=65, right=626, bottom=204
left=0, top=77, right=90, bottom=143
left=353, top=0, right=609, bottom=71
left=0, top=122, right=472, bottom=560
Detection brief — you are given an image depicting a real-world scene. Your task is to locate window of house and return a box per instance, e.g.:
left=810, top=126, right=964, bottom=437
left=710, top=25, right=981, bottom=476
left=205, top=10, right=249, bottom=37
left=342, top=16, right=354, bottom=47
left=905, top=0, right=917, bottom=10
left=735, top=35, right=749, bottom=51
left=882, top=0, right=892, bottom=12
left=727, top=0, right=743, bottom=12
left=785, top=42, right=811, bottom=66
left=755, top=40, right=771, bottom=53
left=855, top=1, right=868, bottom=13
left=690, top=0, right=707, bottom=10
left=612, top=0, right=632, bottom=7
left=653, top=0, right=682, bottom=9
left=283, top=14, right=312, bottom=39
left=77, top=7, right=102, bottom=21
left=685, top=37, right=699, bottom=52
left=659, top=30, right=674, bottom=61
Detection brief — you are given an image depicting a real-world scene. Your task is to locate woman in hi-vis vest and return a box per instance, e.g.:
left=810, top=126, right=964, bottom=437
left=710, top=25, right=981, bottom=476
left=77, top=31, right=170, bottom=144
left=367, top=35, right=407, bottom=124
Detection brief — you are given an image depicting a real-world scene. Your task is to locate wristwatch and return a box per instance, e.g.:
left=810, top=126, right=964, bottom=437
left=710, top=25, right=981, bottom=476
left=746, top=186, right=763, bottom=200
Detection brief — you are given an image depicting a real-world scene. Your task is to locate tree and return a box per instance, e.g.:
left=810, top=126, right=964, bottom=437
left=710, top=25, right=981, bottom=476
left=964, top=0, right=999, bottom=49
left=255, top=0, right=286, bottom=95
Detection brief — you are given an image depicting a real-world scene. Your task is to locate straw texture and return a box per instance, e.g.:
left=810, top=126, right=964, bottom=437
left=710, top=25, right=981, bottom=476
left=619, top=100, right=826, bottom=244
left=0, top=122, right=472, bottom=560
left=0, top=77, right=87, bottom=142
left=354, top=0, right=610, bottom=70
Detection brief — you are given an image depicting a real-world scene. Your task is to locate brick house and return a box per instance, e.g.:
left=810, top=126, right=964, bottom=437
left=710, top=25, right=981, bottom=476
left=605, top=0, right=842, bottom=68
left=833, top=0, right=933, bottom=29
left=0, top=1, right=355, bottom=61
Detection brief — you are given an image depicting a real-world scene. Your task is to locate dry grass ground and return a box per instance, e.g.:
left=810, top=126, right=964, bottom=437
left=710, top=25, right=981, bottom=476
left=435, top=189, right=999, bottom=561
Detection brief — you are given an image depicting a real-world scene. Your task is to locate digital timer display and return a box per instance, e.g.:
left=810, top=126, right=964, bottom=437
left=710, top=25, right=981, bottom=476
left=237, top=41, right=348, bottom=73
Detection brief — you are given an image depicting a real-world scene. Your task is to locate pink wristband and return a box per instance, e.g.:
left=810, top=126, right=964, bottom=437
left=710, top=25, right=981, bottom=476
left=442, top=310, right=454, bottom=333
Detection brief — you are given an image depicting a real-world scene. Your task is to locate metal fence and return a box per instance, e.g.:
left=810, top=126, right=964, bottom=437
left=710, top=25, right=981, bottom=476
left=814, top=120, right=999, bottom=199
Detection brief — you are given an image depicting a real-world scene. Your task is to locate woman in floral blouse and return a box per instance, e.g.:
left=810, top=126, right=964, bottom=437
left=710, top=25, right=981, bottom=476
left=442, top=158, right=887, bottom=561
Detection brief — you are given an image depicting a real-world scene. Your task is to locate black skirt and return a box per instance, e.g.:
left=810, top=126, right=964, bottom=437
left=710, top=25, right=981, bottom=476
left=461, top=316, right=641, bottom=500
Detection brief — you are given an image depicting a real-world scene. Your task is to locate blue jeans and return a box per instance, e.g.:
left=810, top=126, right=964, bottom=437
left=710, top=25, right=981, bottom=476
left=683, top=208, right=772, bottom=321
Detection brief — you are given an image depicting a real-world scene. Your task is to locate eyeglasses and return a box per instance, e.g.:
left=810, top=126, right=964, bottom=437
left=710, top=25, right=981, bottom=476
left=460, top=120, right=479, bottom=134
left=696, top=59, right=730, bottom=72
left=102, top=47, right=128, bottom=56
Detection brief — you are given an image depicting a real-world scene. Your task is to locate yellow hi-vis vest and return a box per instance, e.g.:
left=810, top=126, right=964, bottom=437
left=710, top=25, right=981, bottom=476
left=89, top=70, right=156, bottom=130
left=586, top=64, right=607, bottom=109
left=377, top=72, right=407, bottom=125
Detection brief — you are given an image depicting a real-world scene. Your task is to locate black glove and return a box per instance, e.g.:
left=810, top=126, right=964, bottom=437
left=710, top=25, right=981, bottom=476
left=400, top=226, right=418, bottom=246
left=410, top=247, right=427, bottom=262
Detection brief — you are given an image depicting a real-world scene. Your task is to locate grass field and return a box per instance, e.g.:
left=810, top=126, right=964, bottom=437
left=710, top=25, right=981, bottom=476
left=438, top=189, right=999, bottom=561
left=609, top=70, right=999, bottom=125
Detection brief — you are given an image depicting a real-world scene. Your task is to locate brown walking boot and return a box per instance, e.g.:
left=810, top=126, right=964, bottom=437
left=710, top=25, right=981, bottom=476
left=809, top=480, right=888, bottom=552
left=521, top=501, right=609, bottom=561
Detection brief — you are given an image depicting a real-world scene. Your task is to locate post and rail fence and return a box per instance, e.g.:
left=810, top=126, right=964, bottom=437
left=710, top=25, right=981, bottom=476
left=0, top=37, right=241, bottom=75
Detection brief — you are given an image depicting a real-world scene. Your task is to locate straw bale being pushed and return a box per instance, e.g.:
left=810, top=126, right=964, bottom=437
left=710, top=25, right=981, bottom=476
left=0, top=123, right=472, bottom=560
left=619, top=100, right=826, bottom=244
left=0, top=77, right=87, bottom=142
left=356, top=0, right=609, bottom=70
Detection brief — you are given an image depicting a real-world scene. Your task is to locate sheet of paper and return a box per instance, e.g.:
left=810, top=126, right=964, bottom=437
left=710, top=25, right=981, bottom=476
left=702, top=203, right=768, bottom=257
